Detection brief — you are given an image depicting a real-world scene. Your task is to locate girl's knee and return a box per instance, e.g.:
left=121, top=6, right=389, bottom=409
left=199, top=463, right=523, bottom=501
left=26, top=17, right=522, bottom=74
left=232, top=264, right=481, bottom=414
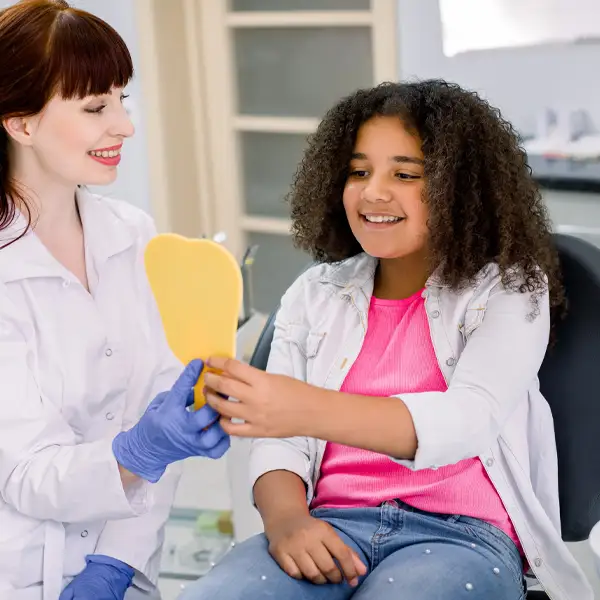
left=176, top=534, right=284, bottom=600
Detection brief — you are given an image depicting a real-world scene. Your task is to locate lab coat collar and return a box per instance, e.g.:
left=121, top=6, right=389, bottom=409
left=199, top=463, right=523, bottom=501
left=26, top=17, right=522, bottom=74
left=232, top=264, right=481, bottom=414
left=0, top=187, right=136, bottom=284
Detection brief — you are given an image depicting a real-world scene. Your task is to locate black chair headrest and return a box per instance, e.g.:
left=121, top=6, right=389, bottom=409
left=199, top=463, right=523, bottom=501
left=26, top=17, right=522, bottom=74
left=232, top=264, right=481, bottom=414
left=539, top=234, right=600, bottom=541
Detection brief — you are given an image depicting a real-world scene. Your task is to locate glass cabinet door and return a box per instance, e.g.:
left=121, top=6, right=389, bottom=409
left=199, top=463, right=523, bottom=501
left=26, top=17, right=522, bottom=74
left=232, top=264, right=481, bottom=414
left=198, top=0, right=398, bottom=314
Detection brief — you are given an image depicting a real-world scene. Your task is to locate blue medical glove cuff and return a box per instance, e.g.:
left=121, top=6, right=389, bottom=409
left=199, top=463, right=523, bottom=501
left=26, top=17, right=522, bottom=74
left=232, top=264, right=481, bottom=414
left=86, top=555, right=135, bottom=581
left=112, top=428, right=166, bottom=484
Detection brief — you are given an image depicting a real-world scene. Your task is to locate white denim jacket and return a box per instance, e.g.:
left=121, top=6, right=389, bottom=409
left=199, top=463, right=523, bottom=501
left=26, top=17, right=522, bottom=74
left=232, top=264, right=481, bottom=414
left=249, top=253, right=592, bottom=600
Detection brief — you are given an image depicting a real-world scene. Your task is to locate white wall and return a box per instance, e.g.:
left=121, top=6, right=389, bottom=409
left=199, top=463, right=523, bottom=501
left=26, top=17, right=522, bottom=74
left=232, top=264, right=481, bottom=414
left=398, top=0, right=600, bottom=135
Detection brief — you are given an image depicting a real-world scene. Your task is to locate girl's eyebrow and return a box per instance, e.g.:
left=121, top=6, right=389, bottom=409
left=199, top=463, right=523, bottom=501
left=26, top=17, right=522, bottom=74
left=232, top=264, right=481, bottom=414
left=351, top=152, right=424, bottom=165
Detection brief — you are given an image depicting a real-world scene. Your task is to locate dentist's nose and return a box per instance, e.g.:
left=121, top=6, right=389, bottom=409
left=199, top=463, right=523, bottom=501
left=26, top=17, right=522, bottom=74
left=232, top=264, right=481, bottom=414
left=111, top=102, right=135, bottom=139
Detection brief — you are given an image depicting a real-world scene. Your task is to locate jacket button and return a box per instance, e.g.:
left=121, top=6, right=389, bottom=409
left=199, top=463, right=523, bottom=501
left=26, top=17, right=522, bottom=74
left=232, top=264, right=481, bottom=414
left=81, top=530, right=88, bottom=538
left=446, top=357, right=456, bottom=367
left=430, top=310, right=440, bottom=319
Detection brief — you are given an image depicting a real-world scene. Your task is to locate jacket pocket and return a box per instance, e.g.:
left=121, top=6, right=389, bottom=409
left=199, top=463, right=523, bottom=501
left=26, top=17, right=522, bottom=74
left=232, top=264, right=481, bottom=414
left=461, top=306, right=486, bottom=339
left=284, top=324, right=326, bottom=360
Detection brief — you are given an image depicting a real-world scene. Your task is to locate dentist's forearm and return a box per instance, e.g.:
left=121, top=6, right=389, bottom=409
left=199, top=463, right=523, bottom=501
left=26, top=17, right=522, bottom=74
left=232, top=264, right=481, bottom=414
left=118, top=464, right=140, bottom=487
left=304, top=387, right=418, bottom=459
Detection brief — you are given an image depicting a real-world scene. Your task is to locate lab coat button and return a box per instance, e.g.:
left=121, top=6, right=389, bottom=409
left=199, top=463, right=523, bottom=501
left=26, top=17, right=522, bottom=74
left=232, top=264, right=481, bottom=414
left=62, top=279, right=70, bottom=289
left=106, top=412, right=115, bottom=421
left=446, top=357, right=456, bottom=367
left=430, top=310, right=440, bottom=318
left=534, top=558, right=542, bottom=568
left=105, top=348, right=113, bottom=357
left=486, top=458, right=494, bottom=467
left=81, top=530, right=88, bottom=538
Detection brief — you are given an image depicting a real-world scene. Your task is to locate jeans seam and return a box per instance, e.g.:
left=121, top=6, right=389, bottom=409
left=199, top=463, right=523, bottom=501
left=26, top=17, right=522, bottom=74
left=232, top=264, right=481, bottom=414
left=371, top=504, right=393, bottom=568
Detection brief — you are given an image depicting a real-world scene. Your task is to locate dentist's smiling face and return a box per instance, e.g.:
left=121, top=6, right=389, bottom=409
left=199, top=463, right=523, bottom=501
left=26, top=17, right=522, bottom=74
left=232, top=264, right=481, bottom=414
left=13, top=86, right=134, bottom=187
left=343, top=116, right=429, bottom=260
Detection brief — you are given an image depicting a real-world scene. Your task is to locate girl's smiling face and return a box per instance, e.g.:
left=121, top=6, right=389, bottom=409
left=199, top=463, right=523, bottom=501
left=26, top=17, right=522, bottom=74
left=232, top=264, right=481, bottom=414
left=343, top=116, right=429, bottom=260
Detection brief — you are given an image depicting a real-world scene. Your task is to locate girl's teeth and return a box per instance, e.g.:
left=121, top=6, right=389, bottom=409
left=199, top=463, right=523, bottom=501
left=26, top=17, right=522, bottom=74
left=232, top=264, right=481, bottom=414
left=364, top=215, right=401, bottom=223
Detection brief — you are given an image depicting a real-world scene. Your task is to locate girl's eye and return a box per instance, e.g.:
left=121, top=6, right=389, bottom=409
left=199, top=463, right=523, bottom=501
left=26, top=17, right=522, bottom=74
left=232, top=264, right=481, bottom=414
left=349, top=169, right=369, bottom=178
left=396, top=172, right=421, bottom=180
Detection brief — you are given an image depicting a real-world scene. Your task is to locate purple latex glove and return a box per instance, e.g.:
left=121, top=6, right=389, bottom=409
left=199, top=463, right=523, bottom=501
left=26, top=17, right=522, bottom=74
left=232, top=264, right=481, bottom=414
left=59, top=554, right=134, bottom=600
left=113, top=359, right=230, bottom=483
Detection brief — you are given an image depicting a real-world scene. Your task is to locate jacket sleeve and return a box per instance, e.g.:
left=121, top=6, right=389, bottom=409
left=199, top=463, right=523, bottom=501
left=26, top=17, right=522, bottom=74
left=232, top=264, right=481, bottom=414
left=93, top=211, right=184, bottom=589
left=248, top=276, right=314, bottom=501
left=0, top=296, right=149, bottom=522
left=392, top=276, right=551, bottom=471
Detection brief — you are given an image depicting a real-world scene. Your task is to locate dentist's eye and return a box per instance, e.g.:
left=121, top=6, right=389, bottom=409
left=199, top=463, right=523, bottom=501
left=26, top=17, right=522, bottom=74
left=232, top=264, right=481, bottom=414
left=84, top=105, right=106, bottom=114
left=120, top=93, right=130, bottom=102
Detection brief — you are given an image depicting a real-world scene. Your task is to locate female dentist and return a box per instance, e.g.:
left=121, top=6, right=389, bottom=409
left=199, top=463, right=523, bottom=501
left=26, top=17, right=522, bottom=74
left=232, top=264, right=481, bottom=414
left=0, top=1, right=229, bottom=599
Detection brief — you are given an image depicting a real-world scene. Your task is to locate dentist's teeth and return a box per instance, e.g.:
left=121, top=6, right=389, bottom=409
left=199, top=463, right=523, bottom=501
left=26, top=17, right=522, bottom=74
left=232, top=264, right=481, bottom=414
left=89, top=149, right=121, bottom=157
left=364, top=215, right=401, bottom=223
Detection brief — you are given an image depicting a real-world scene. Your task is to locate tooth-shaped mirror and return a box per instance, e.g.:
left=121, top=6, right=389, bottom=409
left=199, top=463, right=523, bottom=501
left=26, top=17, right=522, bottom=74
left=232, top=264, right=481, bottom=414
left=144, top=234, right=243, bottom=409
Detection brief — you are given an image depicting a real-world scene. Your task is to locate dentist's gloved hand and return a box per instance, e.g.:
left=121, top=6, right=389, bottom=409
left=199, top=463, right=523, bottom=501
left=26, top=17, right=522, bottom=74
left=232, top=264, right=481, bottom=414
left=59, top=554, right=134, bottom=600
left=113, top=359, right=230, bottom=483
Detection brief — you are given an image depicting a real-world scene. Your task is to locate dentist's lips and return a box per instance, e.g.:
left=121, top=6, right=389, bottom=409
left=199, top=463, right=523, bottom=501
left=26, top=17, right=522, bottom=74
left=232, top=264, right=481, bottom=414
left=88, top=144, right=122, bottom=167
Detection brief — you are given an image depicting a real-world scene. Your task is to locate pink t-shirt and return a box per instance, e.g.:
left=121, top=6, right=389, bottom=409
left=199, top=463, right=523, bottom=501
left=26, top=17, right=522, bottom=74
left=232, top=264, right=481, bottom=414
left=311, top=290, right=521, bottom=551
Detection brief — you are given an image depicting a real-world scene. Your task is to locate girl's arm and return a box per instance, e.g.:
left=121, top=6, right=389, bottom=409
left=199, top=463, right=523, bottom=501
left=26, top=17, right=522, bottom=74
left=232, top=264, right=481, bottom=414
left=207, top=276, right=550, bottom=470
left=247, top=274, right=315, bottom=501
left=304, top=390, right=418, bottom=460
left=254, top=470, right=310, bottom=530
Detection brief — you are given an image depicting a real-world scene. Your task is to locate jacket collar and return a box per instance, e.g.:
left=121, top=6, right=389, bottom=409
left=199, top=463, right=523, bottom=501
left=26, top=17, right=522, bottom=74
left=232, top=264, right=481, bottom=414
left=318, top=252, right=450, bottom=296
left=0, top=187, right=136, bottom=284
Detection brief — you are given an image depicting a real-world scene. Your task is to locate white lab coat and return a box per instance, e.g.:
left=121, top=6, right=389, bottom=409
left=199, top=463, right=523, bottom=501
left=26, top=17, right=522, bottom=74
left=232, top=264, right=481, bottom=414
left=0, top=188, right=183, bottom=600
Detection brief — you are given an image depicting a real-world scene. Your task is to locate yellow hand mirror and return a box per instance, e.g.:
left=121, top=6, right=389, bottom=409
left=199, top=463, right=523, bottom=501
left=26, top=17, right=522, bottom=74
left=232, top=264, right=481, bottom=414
left=144, top=234, right=243, bottom=409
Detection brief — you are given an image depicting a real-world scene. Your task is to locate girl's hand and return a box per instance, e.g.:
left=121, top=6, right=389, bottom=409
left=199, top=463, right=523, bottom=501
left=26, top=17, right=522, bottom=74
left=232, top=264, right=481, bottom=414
left=265, top=514, right=366, bottom=586
left=203, top=357, right=320, bottom=438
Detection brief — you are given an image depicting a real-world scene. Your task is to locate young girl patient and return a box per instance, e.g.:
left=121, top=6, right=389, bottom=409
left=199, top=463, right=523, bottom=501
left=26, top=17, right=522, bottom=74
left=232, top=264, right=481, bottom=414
left=180, top=80, right=592, bottom=599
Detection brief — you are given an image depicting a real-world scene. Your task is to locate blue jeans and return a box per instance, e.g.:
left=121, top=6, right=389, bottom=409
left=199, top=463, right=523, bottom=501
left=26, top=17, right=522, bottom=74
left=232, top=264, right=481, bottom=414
left=179, top=500, right=526, bottom=600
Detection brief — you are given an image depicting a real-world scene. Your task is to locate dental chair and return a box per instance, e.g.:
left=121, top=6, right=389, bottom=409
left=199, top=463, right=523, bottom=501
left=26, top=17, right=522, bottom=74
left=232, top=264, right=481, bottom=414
left=248, top=233, right=600, bottom=599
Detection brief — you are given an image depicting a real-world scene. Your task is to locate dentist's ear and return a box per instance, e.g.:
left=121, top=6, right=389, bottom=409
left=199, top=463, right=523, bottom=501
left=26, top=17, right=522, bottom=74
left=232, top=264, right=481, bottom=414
left=3, top=115, right=36, bottom=146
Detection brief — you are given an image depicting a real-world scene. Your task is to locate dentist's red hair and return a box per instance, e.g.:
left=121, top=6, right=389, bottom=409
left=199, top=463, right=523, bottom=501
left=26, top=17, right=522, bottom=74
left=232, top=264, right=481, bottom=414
left=0, top=0, right=133, bottom=244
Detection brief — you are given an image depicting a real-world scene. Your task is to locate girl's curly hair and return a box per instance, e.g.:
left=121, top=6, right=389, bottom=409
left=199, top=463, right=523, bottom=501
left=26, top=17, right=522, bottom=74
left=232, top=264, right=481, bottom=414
left=288, top=79, right=564, bottom=319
